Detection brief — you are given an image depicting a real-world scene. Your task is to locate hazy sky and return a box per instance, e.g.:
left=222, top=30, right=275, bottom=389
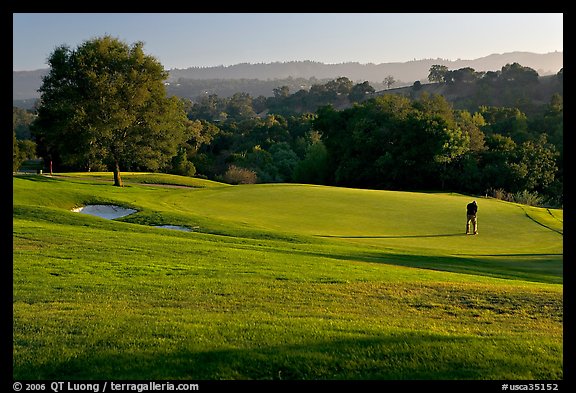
left=13, top=13, right=563, bottom=71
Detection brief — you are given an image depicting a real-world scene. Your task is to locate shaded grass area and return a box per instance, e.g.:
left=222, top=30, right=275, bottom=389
left=14, top=330, right=562, bottom=380
left=48, top=172, right=228, bottom=188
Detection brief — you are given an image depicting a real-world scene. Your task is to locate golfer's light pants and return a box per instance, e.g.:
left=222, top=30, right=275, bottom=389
left=466, top=214, right=477, bottom=234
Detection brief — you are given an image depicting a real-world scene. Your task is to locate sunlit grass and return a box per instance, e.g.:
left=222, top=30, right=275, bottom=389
left=13, top=174, right=563, bottom=379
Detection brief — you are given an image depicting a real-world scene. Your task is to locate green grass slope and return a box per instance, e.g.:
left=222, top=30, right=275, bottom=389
left=13, top=173, right=563, bottom=380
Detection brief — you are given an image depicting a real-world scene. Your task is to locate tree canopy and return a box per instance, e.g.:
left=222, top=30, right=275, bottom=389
left=32, top=35, right=188, bottom=186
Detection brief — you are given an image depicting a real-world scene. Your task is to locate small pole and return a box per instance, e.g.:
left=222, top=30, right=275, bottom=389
left=50, top=160, right=53, bottom=176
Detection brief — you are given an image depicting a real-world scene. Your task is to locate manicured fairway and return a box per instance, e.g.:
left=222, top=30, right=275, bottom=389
left=13, top=173, right=563, bottom=380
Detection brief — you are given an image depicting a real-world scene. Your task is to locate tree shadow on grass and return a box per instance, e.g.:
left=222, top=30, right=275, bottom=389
left=319, top=233, right=466, bottom=239
left=366, top=252, right=563, bottom=284
left=13, top=174, right=65, bottom=183
left=312, top=233, right=562, bottom=284
left=13, top=332, right=560, bottom=380
left=272, top=247, right=563, bottom=285
left=13, top=174, right=118, bottom=188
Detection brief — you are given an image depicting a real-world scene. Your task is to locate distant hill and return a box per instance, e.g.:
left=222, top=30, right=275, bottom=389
left=13, top=51, right=563, bottom=102
left=13, top=69, right=48, bottom=101
left=167, top=51, right=563, bottom=83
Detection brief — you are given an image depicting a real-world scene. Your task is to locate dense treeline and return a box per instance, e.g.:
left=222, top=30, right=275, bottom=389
left=13, top=107, right=37, bottom=171
left=164, top=76, right=368, bottom=102
left=186, top=76, right=375, bottom=118
left=315, top=94, right=561, bottom=201
left=183, top=91, right=561, bottom=203
left=15, top=51, right=563, bottom=207
left=423, top=63, right=563, bottom=117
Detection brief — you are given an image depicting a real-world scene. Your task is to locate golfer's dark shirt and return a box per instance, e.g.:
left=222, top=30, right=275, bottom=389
left=467, top=203, right=477, bottom=215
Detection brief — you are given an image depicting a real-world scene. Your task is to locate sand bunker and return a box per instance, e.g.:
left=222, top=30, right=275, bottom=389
left=153, top=225, right=193, bottom=232
left=71, top=204, right=137, bottom=219
left=71, top=205, right=196, bottom=232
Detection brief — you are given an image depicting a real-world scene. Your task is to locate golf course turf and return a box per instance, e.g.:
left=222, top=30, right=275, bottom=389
left=12, top=173, right=563, bottom=380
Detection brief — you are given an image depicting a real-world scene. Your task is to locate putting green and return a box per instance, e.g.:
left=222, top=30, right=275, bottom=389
left=157, top=183, right=563, bottom=256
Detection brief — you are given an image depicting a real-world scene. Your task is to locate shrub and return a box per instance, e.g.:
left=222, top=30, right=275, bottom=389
left=486, top=188, right=513, bottom=202
left=223, top=165, right=257, bottom=185
left=170, top=148, right=196, bottom=177
left=513, top=190, right=544, bottom=207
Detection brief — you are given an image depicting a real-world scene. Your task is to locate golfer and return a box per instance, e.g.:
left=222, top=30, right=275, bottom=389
left=466, top=200, right=478, bottom=235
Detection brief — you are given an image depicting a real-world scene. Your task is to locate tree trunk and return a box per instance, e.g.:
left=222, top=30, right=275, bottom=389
left=113, top=160, right=123, bottom=187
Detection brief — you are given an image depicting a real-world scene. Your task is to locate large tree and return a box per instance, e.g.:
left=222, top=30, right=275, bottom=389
left=348, top=81, right=375, bottom=102
left=32, top=35, right=188, bottom=186
left=428, top=64, right=449, bottom=83
left=383, top=75, right=396, bottom=89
